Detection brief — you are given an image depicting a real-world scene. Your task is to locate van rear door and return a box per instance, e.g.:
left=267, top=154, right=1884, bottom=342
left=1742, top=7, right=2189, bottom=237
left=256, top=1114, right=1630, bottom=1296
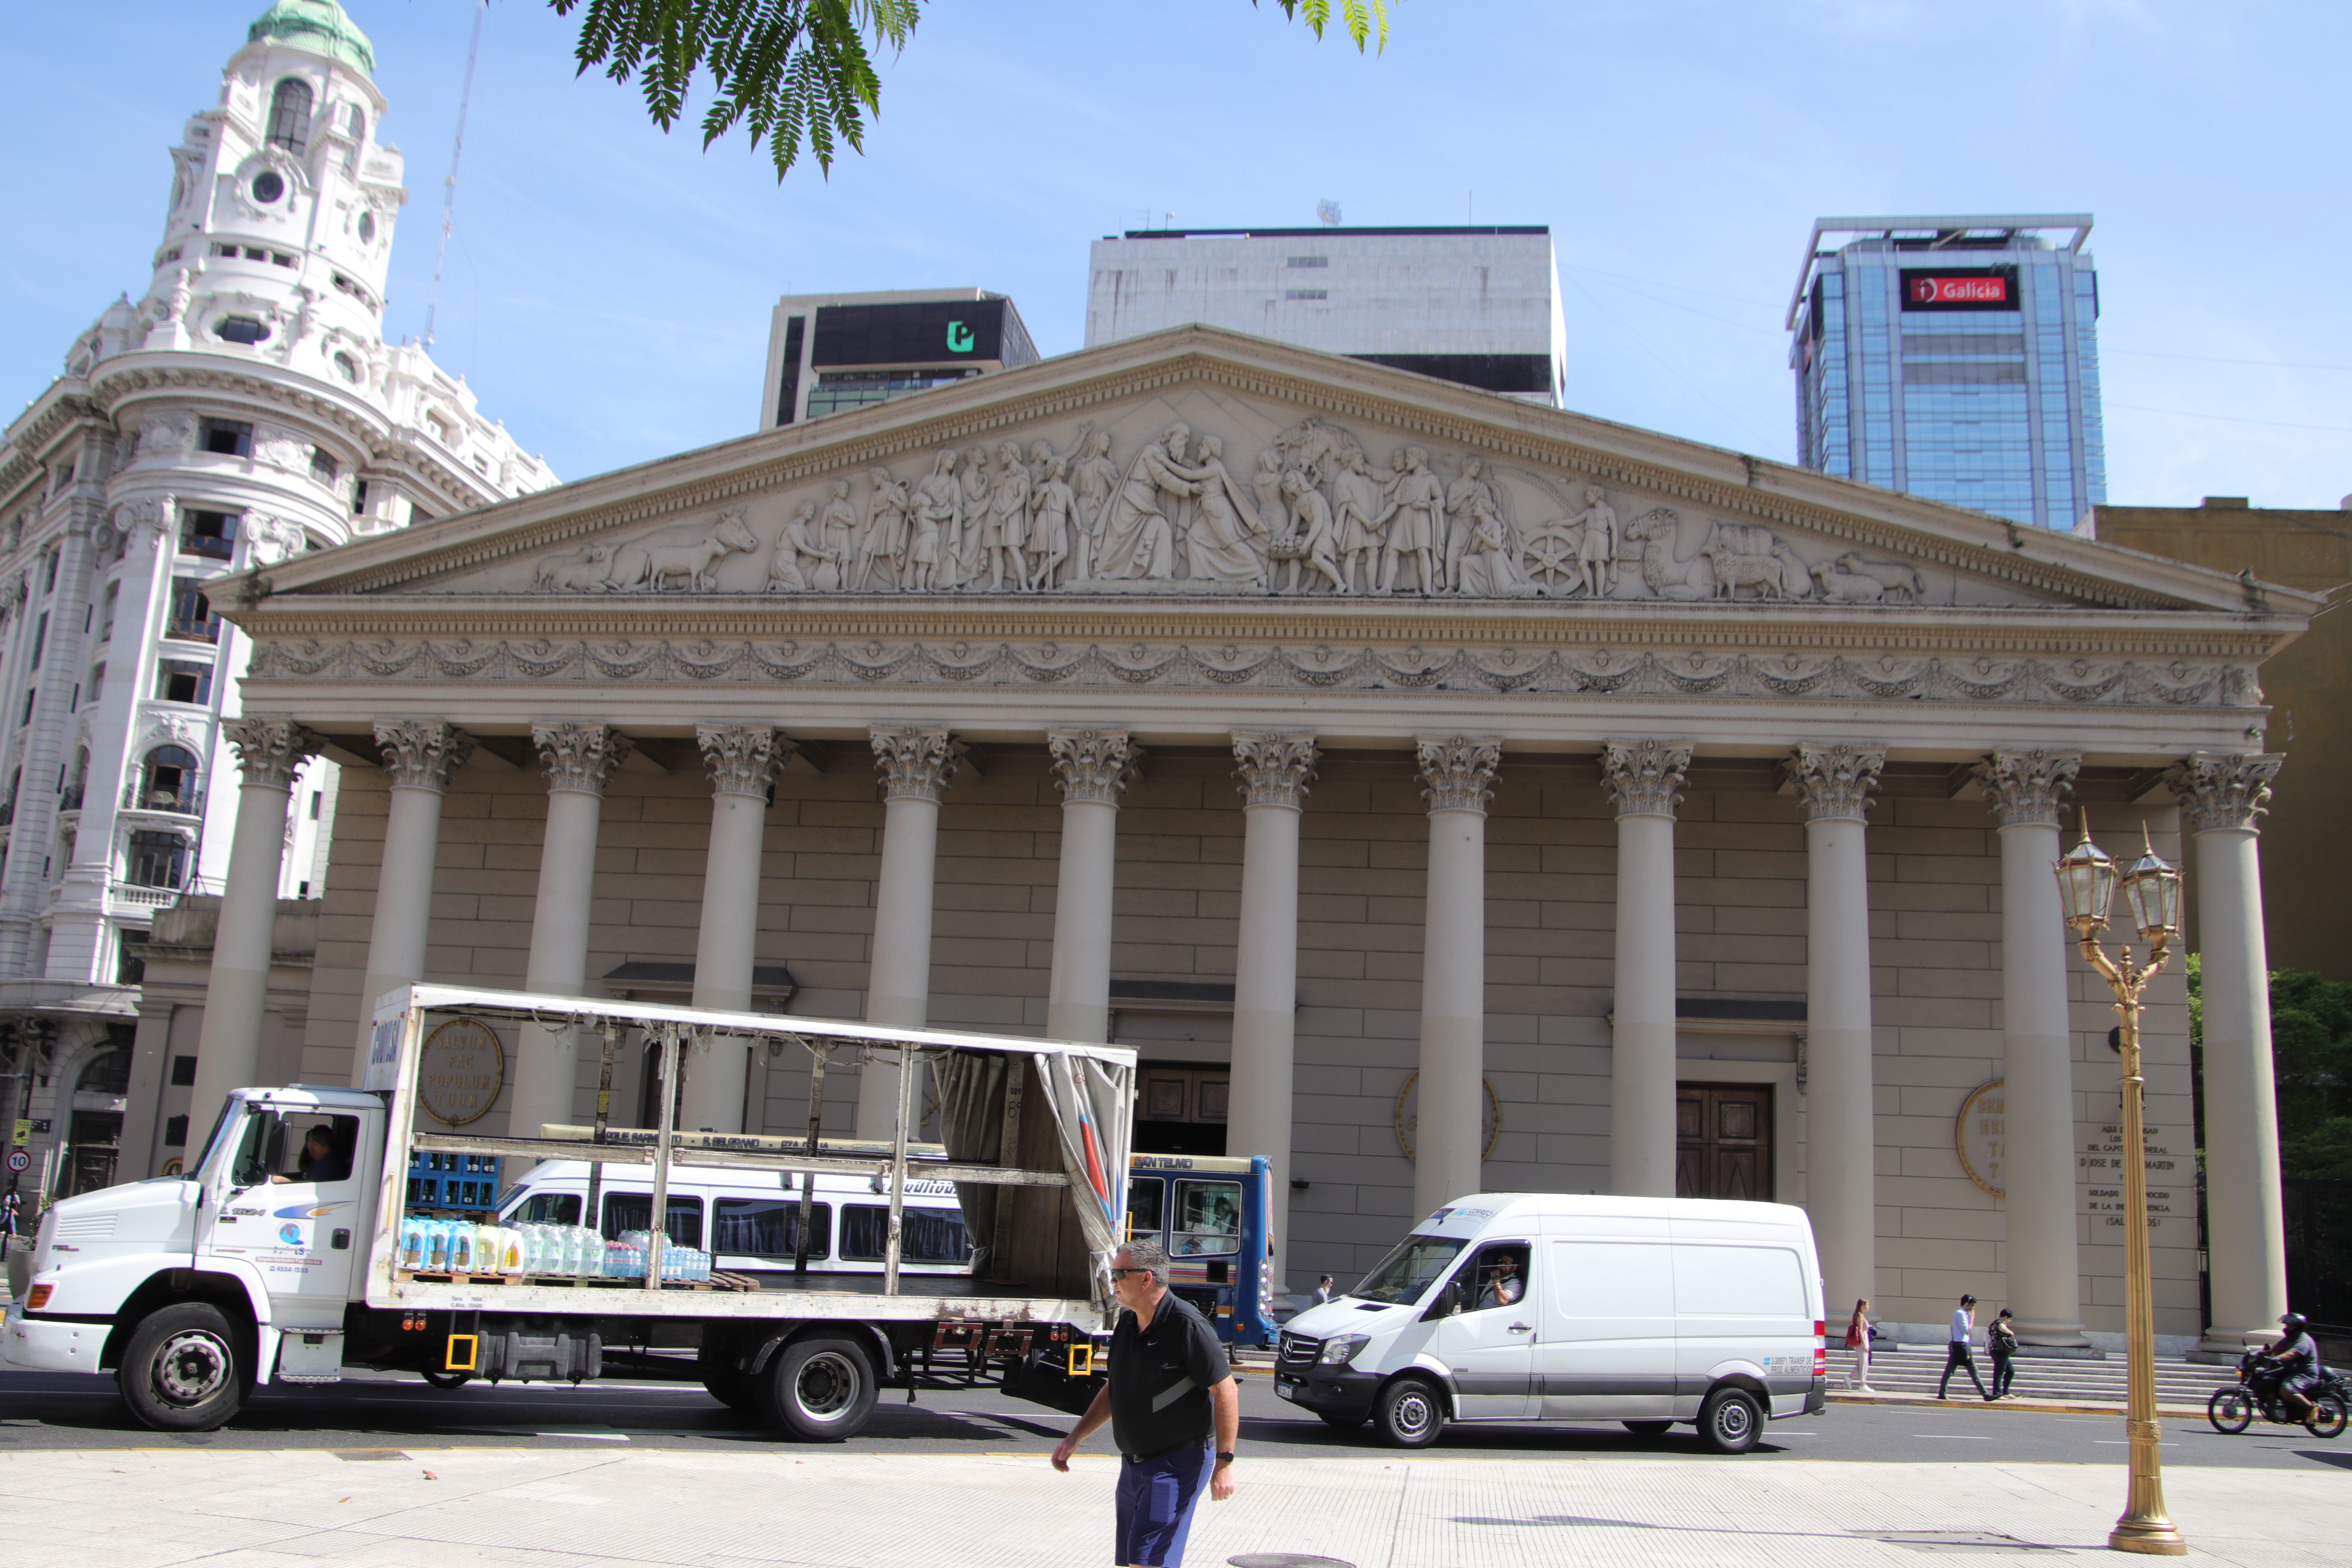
left=1534, top=1229, right=1676, bottom=1418
left=1670, top=1236, right=1811, bottom=1415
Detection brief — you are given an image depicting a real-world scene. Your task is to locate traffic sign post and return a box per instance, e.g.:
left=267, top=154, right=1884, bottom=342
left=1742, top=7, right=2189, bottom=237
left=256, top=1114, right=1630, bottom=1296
left=6, top=1149, right=29, bottom=1174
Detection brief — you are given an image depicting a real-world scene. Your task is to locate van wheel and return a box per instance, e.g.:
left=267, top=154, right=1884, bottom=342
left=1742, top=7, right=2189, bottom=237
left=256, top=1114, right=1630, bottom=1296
left=1374, top=1377, right=1445, bottom=1448
left=1622, top=1419, right=1673, bottom=1438
left=698, top=1339, right=757, bottom=1413
left=766, top=1335, right=878, bottom=1441
left=119, top=1303, right=246, bottom=1432
left=1698, top=1387, right=1762, bottom=1454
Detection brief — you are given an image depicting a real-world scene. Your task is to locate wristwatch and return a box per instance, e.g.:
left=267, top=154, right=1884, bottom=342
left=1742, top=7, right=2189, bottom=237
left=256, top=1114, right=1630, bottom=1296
left=1214, top=1451, right=1235, bottom=1467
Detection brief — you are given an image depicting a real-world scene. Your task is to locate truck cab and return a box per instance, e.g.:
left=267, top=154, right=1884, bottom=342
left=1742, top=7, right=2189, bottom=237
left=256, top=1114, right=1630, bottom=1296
left=4, top=1085, right=386, bottom=1428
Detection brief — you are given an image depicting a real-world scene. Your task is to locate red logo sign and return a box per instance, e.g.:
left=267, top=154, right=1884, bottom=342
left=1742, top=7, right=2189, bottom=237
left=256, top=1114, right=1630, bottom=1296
left=1909, top=275, right=2007, bottom=305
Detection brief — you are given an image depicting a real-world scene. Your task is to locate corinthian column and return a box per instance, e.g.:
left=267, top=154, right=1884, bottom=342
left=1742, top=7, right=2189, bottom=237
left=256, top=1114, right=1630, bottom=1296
left=1413, top=737, right=1499, bottom=1216
left=1973, top=748, right=2089, bottom=1349
left=350, top=721, right=474, bottom=1076
left=1229, top=732, right=1318, bottom=1284
left=189, top=720, right=317, bottom=1120
left=506, top=724, right=631, bottom=1149
left=1603, top=740, right=1692, bottom=1198
left=2167, top=751, right=2289, bottom=1352
left=682, top=724, right=789, bottom=1134
left=1046, top=730, right=1140, bottom=1044
left=1786, top=742, right=1887, bottom=1321
left=856, top=727, right=963, bottom=1139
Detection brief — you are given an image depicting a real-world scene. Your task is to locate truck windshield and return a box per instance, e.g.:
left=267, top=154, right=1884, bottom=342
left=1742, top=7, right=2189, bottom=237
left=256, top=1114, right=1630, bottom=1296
left=1350, top=1234, right=1467, bottom=1304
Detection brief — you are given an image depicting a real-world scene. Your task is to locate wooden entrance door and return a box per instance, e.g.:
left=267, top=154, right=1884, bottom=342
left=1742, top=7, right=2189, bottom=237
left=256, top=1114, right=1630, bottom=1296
left=1675, top=1084, right=1771, bottom=1201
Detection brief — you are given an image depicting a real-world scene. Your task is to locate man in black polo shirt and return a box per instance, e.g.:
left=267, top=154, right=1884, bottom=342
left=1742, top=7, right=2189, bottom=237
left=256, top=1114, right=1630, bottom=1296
left=1051, top=1238, right=1238, bottom=1567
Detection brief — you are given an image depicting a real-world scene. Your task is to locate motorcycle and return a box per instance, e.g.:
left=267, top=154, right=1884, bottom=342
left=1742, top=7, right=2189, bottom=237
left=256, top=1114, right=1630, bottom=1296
left=2207, top=1349, right=2349, bottom=1437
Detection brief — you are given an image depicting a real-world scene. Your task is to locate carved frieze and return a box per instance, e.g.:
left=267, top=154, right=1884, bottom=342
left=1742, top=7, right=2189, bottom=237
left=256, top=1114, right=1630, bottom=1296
left=1233, top=732, right=1320, bottom=809
left=1049, top=729, right=1141, bottom=805
left=697, top=724, right=789, bottom=799
left=532, top=722, right=632, bottom=797
left=1783, top=742, right=1887, bottom=823
left=2165, top=751, right=2285, bottom=835
left=1416, top=737, right=1500, bottom=814
left=870, top=726, right=963, bottom=803
left=1972, top=749, right=2082, bottom=829
left=374, top=720, right=474, bottom=793
left=222, top=718, right=318, bottom=791
left=1601, top=739, right=1693, bottom=820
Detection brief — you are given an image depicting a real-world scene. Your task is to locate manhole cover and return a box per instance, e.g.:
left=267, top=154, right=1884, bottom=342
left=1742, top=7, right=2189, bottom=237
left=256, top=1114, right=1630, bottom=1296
left=1853, top=1531, right=2065, bottom=1552
left=1229, top=1557, right=1357, bottom=1568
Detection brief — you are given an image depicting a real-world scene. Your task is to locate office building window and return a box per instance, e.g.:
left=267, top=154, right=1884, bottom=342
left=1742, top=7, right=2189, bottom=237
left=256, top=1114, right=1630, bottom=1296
left=171, top=1054, right=199, bottom=1087
left=198, top=419, right=252, bottom=457
left=125, top=830, right=188, bottom=889
left=167, top=583, right=220, bottom=642
left=156, top=659, right=212, bottom=706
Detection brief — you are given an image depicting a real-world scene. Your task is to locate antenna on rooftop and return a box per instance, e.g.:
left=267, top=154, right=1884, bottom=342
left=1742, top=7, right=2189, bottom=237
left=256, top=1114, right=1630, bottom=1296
left=422, top=0, right=489, bottom=350
left=1318, top=198, right=1342, bottom=227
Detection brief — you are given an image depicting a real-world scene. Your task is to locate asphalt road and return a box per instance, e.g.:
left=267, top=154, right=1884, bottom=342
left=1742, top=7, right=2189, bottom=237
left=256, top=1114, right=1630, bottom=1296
left=3, top=1368, right=2346, bottom=1471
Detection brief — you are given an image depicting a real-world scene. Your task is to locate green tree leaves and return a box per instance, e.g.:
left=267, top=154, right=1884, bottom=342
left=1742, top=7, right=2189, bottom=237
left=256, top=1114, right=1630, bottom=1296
left=552, top=0, right=1390, bottom=182
left=2271, top=968, right=2352, bottom=1179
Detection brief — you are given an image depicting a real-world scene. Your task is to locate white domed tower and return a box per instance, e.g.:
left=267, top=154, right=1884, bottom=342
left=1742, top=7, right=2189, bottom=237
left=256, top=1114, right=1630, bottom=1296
left=0, top=2, right=554, bottom=1197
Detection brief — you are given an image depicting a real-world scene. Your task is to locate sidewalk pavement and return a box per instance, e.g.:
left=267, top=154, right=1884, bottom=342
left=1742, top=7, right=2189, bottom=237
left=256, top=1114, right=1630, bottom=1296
left=0, top=1447, right=2338, bottom=1568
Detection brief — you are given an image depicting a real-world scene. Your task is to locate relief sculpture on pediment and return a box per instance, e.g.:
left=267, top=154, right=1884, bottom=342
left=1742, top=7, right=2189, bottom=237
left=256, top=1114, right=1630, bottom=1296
left=479, top=406, right=2078, bottom=607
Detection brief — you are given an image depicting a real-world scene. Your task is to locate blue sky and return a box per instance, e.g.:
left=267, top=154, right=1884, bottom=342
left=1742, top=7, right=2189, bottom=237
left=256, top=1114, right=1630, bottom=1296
left=5, top=1, right=2347, bottom=511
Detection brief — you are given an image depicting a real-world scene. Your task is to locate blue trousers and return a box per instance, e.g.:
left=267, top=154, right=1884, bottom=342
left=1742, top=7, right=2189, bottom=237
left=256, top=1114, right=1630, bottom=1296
left=1114, top=1444, right=1214, bottom=1568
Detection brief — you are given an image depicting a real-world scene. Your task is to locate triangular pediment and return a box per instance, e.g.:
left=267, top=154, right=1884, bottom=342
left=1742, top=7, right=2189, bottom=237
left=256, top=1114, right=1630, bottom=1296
left=237, top=327, right=2297, bottom=621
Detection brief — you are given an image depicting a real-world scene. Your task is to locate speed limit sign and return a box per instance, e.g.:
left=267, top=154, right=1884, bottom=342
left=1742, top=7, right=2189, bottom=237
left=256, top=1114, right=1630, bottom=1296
left=5, top=1150, right=28, bottom=1173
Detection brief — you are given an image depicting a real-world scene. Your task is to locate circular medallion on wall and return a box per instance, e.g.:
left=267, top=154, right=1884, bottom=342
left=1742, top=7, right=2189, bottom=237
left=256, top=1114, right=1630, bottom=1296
left=250, top=170, right=285, bottom=204
left=358, top=211, right=377, bottom=245
left=1956, top=1079, right=2005, bottom=1198
left=1393, top=1072, right=1501, bottom=1164
left=417, top=1016, right=506, bottom=1127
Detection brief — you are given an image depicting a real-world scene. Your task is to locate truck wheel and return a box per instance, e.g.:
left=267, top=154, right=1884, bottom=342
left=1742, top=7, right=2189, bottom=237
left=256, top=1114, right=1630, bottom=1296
left=698, top=1340, right=757, bottom=1413
left=1698, top=1387, right=1762, bottom=1454
left=1374, top=1377, right=1445, bottom=1449
left=119, top=1303, right=246, bottom=1432
left=1622, top=1419, right=1673, bottom=1438
left=765, top=1335, right=878, bottom=1441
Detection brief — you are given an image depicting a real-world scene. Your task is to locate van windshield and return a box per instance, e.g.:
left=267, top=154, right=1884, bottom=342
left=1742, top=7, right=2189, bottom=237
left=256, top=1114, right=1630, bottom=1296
left=1350, top=1234, right=1467, bottom=1304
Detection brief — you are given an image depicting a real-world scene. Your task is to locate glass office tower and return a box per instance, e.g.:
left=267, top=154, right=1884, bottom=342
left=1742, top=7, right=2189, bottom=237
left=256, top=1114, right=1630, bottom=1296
left=1788, top=216, right=2105, bottom=530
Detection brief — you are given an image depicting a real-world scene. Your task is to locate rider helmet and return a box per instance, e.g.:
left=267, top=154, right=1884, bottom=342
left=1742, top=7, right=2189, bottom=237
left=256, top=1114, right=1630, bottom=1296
left=2280, top=1312, right=2308, bottom=1330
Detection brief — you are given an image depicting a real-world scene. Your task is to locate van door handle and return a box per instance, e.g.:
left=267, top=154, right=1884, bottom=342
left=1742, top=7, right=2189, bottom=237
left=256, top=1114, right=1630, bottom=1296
left=1507, top=1322, right=1532, bottom=1333
left=332, top=1230, right=351, bottom=1250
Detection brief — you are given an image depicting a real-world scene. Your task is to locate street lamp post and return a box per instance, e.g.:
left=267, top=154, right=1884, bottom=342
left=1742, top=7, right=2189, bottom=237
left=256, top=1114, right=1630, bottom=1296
left=2053, top=816, right=2188, bottom=1557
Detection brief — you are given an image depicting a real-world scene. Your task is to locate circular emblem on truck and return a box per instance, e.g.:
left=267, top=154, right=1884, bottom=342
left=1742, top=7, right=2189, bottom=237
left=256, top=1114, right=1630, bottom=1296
left=1956, top=1080, right=2005, bottom=1198
left=417, top=1017, right=506, bottom=1127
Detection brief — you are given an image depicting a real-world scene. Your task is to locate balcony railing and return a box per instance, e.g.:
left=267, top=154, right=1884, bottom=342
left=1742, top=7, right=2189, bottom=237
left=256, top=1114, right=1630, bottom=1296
left=164, top=619, right=221, bottom=644
left=179, top=532, right=236, bottom=561
left=122, top=780, right=205, bottom=817
left=112, top=882, right=181, bottom=908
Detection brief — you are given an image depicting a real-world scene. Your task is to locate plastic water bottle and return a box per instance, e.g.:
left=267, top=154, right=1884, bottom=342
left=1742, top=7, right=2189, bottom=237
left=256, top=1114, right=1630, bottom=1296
left=448, top=1223, right=475, bottom=1274
left=424, top=1218, right=449, bottom=1272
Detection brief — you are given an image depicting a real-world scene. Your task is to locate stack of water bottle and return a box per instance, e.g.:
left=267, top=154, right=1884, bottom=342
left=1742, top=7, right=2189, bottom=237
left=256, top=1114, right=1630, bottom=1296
left=396, top=1215, right=710, bottom=1282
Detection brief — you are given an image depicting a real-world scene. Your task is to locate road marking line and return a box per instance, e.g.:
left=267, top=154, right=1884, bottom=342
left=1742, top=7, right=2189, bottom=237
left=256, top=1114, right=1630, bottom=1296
left=1914, top=1435, right=1993, bottom=1440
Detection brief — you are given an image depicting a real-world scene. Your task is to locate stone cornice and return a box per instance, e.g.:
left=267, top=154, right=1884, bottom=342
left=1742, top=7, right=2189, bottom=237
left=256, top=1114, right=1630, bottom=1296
left=217, top=329, right=2312, bottom=619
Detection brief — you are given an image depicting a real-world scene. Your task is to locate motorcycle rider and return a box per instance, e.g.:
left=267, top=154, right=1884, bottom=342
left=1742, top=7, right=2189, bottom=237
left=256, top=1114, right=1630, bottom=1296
left=2257, top=1312, right=2322, bottom=1422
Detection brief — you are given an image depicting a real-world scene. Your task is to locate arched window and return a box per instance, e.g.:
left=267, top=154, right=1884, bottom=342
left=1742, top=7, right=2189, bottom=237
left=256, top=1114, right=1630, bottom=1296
left=346, top=102, right=367, bottom=143
left=266, top=78, right=314, bottom=154
left=77, top=1050, right=130, bottom=1096
left=138, top=746, right=201, bottom=814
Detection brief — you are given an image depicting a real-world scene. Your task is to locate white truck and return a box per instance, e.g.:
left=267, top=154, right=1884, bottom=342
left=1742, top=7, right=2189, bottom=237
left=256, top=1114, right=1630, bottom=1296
left=1, top=985, right=1134, bottom=1437
left=1274, top=1193, right=1829, bottom=1452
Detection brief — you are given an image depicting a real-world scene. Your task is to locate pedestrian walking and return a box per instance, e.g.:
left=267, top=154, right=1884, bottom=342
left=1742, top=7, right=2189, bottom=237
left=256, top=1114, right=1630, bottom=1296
left=1843, top=1298, right=1875, bottom=1390
left=0, top=1184, right=20, bottom=1253
left=1987, top=1308, right=2018, bottom=1399
left=1936, top=1293, right=1991, bottom=1401
left=1052, top=1239, right=1238, bottom=1568
left=1312, top=1273, right=1337, bottom=1307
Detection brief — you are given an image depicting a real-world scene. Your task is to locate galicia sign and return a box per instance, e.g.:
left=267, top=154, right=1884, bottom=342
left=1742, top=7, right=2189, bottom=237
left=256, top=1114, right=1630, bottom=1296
left=1900, top=267, right=2018, bottom=312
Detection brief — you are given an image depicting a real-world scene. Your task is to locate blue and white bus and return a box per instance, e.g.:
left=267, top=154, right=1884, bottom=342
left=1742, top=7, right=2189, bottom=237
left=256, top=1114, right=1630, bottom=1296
left=1125, top=1153, right=1277, bottom=1347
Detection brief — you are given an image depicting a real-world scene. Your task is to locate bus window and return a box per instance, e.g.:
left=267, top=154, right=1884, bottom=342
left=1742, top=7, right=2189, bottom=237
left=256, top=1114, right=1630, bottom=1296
left=510, top=1191, right=580, bottom=1225
left=1126, top=1177, right=1165, bottom=1238
left=602, top=1192, right=704, bottom=1248
left=1171, top=1179, right=1241, bottom=1256
left=714, top=1197, right=832, bottom=1259
left=839, top=1205, right=973, bottom=1263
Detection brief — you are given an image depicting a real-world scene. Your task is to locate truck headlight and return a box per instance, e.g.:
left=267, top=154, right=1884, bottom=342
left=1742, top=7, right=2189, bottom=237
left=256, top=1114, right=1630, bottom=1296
left=1318, top=1333, right=1369, bottom=1367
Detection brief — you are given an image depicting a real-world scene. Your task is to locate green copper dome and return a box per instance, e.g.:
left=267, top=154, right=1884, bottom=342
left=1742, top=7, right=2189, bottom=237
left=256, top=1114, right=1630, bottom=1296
left=247, top=0, right=376, bottom=77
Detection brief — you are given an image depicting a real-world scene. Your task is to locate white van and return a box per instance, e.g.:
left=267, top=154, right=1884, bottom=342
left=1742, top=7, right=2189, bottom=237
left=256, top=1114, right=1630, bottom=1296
left=1275, top=1194, right=1826, bottom=1452
left=499, top=1160, right=978, bottom=1290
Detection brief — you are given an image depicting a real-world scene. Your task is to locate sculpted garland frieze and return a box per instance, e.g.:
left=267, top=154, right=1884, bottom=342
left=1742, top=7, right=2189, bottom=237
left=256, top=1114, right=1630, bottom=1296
left=245, top=632, right=2262, bottom=709
left=468, top=414, right=2060, bottom=609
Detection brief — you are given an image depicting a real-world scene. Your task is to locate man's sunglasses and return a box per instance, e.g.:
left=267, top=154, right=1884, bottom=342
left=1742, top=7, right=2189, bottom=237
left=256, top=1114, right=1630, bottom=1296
left=1107, top=1268, right=1157, bottom=1280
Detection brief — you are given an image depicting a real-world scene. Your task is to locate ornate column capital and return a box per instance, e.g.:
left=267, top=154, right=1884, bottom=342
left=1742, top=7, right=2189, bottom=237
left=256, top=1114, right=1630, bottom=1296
left=1048, top=729, right=1142, bottom=806
left=1783, top=742, right=1887, bottom=824
left=697, top=724, right=791, bottom=799
left=1416, top=736, right=1499, bottom=815
left=222, top=719, right=318, bottom=791
left=1601, top=739, right=1693, bottom=820
left=871, top=726, right=964, bottom=803
left=1972, top=749, right=2081, bottom=829
left=1232, top=732, right=1320, bottom=810
left=373, top=720, right=474, bottom=794
left=2165, top=751, right=2285, bottom=835
left=532, top=723, right=632, bottom=797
